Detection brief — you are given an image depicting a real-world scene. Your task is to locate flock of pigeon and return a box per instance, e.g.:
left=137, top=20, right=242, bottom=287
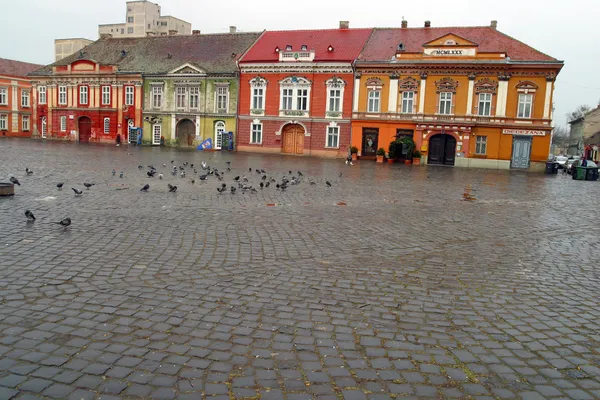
left=9, top=159, right=339, bottom=230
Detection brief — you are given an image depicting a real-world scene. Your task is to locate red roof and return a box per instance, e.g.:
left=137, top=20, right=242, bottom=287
left=0, top=57, right=44, bottom=78
left=240, top=28, right=373, bottom=63
left=358, top=27, right=559, bottom=62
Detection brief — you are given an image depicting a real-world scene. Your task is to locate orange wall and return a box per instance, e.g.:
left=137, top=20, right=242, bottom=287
left=471, top=127, right=551, bottom=162
left=505, top=76, right=548, bottom=119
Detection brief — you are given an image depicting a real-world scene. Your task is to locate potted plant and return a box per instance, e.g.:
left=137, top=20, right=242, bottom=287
left=413, top=150, right=422, bottom=165
left=350, top=146, right=358, bottom=161
left=398, top=137, right=415, bottom=165
left=388, top=141, right=397, bottom=164
left=376, top=148, right=385, bottom=163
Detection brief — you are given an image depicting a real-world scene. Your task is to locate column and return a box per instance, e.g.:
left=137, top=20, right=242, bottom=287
left=171, top=114, right=176, bottom=140
left=543, top=76, right=554, bottom=119
left=466, top=74, right=475, bottom=116
left=134, top=83, right=142, bottom=126
left=195, top=115, right=201, bottom=140
left=352, top=75, right=361, bottom=112
left=93, top=85, right=100, bottom=108
left=11, top=82, right=18, bottom=133
left=388, top=74, right=399, bottom=113
left=495, top=75, right=509, bottom=117
left=68, top=85, right=74, bottom=108
left=418, top=72, right=427, bottom=114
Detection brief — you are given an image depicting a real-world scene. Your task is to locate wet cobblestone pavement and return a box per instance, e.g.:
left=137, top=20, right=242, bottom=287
left=1, top=138, right=600, bottom=400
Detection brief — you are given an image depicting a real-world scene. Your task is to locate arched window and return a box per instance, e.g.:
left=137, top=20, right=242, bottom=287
left=103, top=118, right=110, bottom=134
left=215, top=121, right=226, bottom=150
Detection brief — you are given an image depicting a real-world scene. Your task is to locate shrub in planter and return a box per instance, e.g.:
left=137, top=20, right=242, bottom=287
left=376, top=148, right=385, bottom=163
left=350, top=146, right=359, bottom=160
left=413, top=149, right=422, bottom=165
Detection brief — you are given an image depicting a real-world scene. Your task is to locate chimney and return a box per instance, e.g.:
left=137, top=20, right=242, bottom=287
left=401, top=19, right=408, bottom=28
left=100, top=33, right=112, bottom=39
left=490, top=20, right=498, bottom=29
left=339, top=20, right=349, bottom=29
left=192, top=30, right=201, bottom=35
left=424, top=20, right=431, bottom=28
left=229, top=26, right=237, bottom=33
left=168, top=29, right=177, bottom=36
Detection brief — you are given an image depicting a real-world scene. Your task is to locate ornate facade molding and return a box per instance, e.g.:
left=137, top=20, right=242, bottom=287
left=474, top=78, right=499, bottom=94
left=435, top=77, right=459, bottom=93
left=249, top=76, right=268, bottom=88
left=240, top=65, right=353, bottom=74
left=515, top=80, right=539, bottom=90
left=325, top=76, right=346, bottom=88
left=399, top=77, right=419, bottom=91
left=280, top=76, right=312, bottom=88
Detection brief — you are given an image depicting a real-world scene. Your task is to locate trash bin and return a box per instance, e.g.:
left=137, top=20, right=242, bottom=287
left=585, top=167, right=599, bottom=181
left=545, top=161, right=558, bottom=174
left=573, top=166, right=587, bottom=180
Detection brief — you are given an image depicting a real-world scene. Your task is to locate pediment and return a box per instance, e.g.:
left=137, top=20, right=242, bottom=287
left=71, top=60, right=97, bottom=71
left=169, top=63, right=206, bottom=75
left=423, top=33, right=479, bottom=47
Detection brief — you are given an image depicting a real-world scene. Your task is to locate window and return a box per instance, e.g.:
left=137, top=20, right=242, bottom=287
left=478, top=93, right=492, bottom=116
left=38, top=86, right=47, bottom=104
left=251, top=123, right=262, bottom=144
left=127, top=27, right=134, bottom=34
left=215, top=121, right=225, bottom=149
left=475, top=136, right=487, bottom=155
left=439, top=92, right=452, bottom=115
left=59, top=86, right=67, bottom=105
left=60, top=116, right=66, bottom=131
left=189, top=87, right=199, bottom=109
left=21, top=90, right=30, bottom=107
left=328, top=89, right=341, bottom=112
left=176, top=87, right=186, bottom=109
left=0, top=114, right=7, bottom=130
left=152, top=86, right=163, bottom=109
left=79, top=86, right=88, bottom=105
left=125, top=86, right=134, bottom=106
left=282, top=88, right=293, bottom=110
left=102, top=86, right=111, bottom=105
left=152, top=124, right=161, bottom=145
left=216, top=86, right=228, bottom=111
left=401, top=91, right=415, bottom=113
left=148, top=24, right=150, bottom=29
left=367, top=91, right=380, bottom=113
left=296, top=89, right=308, bottom=111
left=517, top=93, right=533, bottom=118
left=41, top=117, right=47, bottom=137
left=22, top=115, right=29, bottom=131
left=103, top=118, right=110, bottom=134
left=326, top=125, right=339, bottom=148
left=127, top=17, right=134, bottom=23
left=121, top=28, right=124, bottom=34
left=252, top=88, right=264, bottom=110
left=0, top=88, right=6, bottom=105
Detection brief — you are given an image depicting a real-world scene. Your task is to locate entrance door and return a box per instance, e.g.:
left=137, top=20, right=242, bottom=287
left=152, top=124, right=161, bottom=145
left=361, top=128, right=379, bottom=158
left=176, top=119, right=196, bottom=146
left=511, top=136, right=532, bottom=169
left=78, top=116, right=92, bottom=142
left=214, top=121, right=225, bottom=150
left=282, top=124, right=305, bottom=155
left=427, top=134, right=456, bottom=165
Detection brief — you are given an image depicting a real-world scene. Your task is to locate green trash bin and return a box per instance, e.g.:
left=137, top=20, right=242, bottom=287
left=574, top=166, right=587, bottom=180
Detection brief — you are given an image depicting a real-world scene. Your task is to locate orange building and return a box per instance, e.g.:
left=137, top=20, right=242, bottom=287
left=352, top=21, right=563, bottom=170
left=0, top=58, right=43, bottom=138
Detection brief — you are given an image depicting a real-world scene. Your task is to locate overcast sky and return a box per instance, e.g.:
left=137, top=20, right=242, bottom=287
left=2, top=0, right=598, bottom=127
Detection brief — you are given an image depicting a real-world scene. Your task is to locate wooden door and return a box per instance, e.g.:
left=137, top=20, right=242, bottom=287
left=282, top=124, right=305, bottom=155
left=511, top=137, right=532, bottom=169
left=78, top=117, right=92, bottom=142
left=444, top=136, right=456, bottom=165
left=176, top=119, right=196, bottom=146
left=427, top=134, right=456, bottom=165
left=361, top=129, right=379, bottom=157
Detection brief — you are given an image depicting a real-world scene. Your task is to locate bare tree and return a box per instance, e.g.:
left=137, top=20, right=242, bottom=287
left=552, top=125, right=570, bottom=153
left=567, top=104, right=591, bottom=122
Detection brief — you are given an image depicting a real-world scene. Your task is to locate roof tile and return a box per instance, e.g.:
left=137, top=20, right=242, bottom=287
left=0, top=58, right=44, bottom=78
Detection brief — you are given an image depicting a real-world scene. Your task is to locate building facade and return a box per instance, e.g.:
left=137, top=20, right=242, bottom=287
left=0, top=58, right=43, bottom=138
left=569, top=107, right=600, bottom=161
left=352, top=21, right=563, bottom=170
left=55, top=39, right=94, bottom=62
left=98, top=1, right=191, bottom=38
left=140, top=32, right=261, bottom=147
left=237, top=24, right=373, bottom=157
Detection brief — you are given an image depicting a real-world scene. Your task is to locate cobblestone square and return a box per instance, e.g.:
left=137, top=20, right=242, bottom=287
left=1, top=139, right=599, bottom=399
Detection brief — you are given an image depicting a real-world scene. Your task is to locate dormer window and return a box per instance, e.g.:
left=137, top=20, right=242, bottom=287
left=327, top=45, right=334, bottom=52
left=274, top=46, right=280, bottom=53
left=397, top=42, right=405, bottom=52
left=301, top=45, right=308, bottom=51
left=285, top=45, right=292, bottom=51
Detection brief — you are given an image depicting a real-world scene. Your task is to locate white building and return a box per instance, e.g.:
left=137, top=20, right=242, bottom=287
left=54, top=38, right=94, bottom=62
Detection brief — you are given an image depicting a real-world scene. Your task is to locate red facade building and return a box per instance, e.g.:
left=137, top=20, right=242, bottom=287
left=237, top=24, right=373, bottom=157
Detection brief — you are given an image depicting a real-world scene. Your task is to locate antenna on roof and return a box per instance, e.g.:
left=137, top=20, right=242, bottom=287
left=121, top=50, right=128, bottom=57
left=78, top=51, right=85, bottom=59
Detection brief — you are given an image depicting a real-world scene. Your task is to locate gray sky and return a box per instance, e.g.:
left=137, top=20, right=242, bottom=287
left=2, top=0, right=598, bottom=127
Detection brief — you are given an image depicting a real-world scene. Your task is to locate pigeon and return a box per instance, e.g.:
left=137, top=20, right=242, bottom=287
left=190, top=179, right=195, bottom=184
left=183, top=162, right=188, bottom=166
left=265, top=182, right=270, bottom=188
left=180, top=171, right=186, bottom=178
left=169, top=185, right=178, bottom=193
left=140, top=184, right=150, bottom=192
left=199, top=174, right=208, bottom=181
left=233, top=176, right=240, bottom=181
left=260, top=169, right=266, bottom=174
left=201, top=161, right=208, bottom=170
left=226, top=161, right=231, bottom=165
left=260, top=182, right=264, bottom=189
left=256, top=169, right=261, bottom=174
left=72, top=188, right=83, bottom=196
left=230, top=186, right=236, bottom=194
left=10, top=177, right=20, bottom=186
left=112, top=169, right=116, bottom=176
left=339, top=172, right=343, bottom=178
left=289, top=170, right=292, bottom=175
left=242, top=176, right=248, bottom=183
left=171, top=160, right=175, bottom=164
left=249, top=168, right=252, bottom=172
left=54, top=217, right=71, bottom=228
left=227, top=167, right=231, bottom=172
left=25, top=168, right=33, bottom=176
left=261, top=175, right=267, bottom=181
left=25, top=210, right=35, bottom=221
left=162, top=163, right=167, bottom=167
left=119, top=171, right=124, bottom=178
left=298, top=171, right=303, bottom=176
left=57, top=183, right=64, bottom=189
left=190, top=164, right=194, bottom=168
left=310, top=181, right=316, bottom=186
left=147, top=171, right=156, bottom=177
left=138, top=165, right=143, bottom=169
left=217, top=186, right=226, bottom=193
left=158, top=174, right=163, bottom=179
left=326, top=181, right=332, bottom=187
left=83, top=183, right=94, bottom=189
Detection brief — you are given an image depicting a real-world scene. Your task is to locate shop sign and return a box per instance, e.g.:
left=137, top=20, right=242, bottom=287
left=502, top=129, right=546, bottom=136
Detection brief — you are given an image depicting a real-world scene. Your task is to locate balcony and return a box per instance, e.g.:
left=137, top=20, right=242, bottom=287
left=279, top=109, right=309, bottom=118
left=279, top=50, right=315, bottom=62
left=352, top=112, right=552, bottom=128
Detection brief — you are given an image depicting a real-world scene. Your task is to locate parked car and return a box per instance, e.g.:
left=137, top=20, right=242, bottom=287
left=553, top=155, right=568, bottom=169
left=566, top=159, right=576, bottom=174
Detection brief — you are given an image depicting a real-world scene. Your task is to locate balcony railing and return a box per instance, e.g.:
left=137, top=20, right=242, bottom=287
left=352, top=112, right=551, bottom=127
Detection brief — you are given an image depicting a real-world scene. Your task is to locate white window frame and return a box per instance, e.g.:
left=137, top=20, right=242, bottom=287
left=60, top=115, right=67, bottom=132
left=152, top=124, right=161, bottom=145
left=281, top=88, right=293, bottom=110
left=152, top=86, right=163, bottom=109
left=103, top=117, right=110, bottom=134
left=401, top=91, right=415, bottom=114
left=79, top=86, right=88, bottom=105
left=517, top=93, right=533, bottom=119
left=326, top=124, right=340, bottom=148
left=58, top=86, right=67, bottom=105
left=125, top=86, right=134, bottom=106
left=325, top=77, right=345, bottom=116
left=0, top=88, right=7, bottom=105
left=176, top=87, right=186, bottom=110
left=21, top=89, right=30, bottom=107
left=250, top=121, right=262, bottom=144
left=367, top=90, right=381, bottom=113
left=279, top=77, right=312, bottom=116
left=22, top=115, right=29, bottom=131
left=0, top=114, right=7, bottom=130
left=189, top=87, right=199, bottom=109
left=252, top=87, right=264, bottom=110
left=439, top=92, right=453, bottom=115
left=250, top=77, right=267, bottom=114
left=215, top=121, right=226, bottom=150
left=477, top=93, right=492, bottom=116
left=41, top=116, right=47, bottom=137
left=475, top=136, right=487, bottom=155
left=38, top=86, right=47, bottom=105
left=215, top=86, right=229, bottom=112
left=102, top=86, right=111, bottom=105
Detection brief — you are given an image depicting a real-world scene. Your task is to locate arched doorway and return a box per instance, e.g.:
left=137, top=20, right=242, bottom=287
left=214, top=121, right=225, bottom=150
left=282, top=124, right=305, bottom=155
left=78, top=116, right=92, bottom=142
left=176, top=119, right=196, bottom=146
left=427, top=134, right=456, bottom=166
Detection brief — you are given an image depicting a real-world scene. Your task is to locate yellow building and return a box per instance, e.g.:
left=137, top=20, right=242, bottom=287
left=352, top=21, right=563, bottom=170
